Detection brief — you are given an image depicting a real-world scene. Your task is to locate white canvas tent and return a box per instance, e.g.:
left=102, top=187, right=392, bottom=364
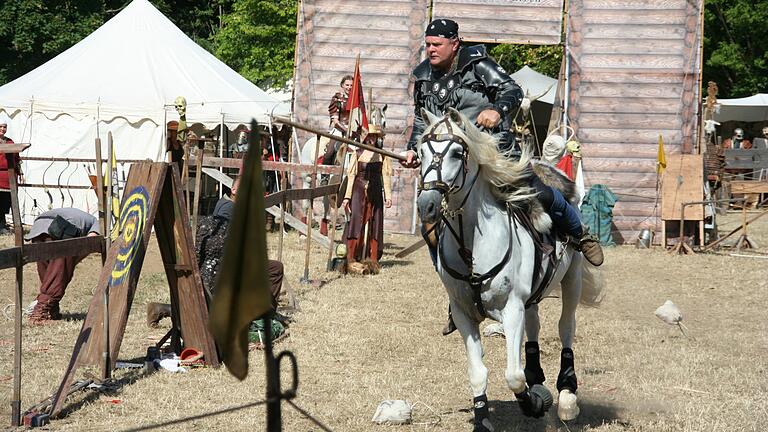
left=510, top=66, right=557, bottom=105
left=713, top=93, right=768, bottom=122
left=0, top=0, right=288, bottom=223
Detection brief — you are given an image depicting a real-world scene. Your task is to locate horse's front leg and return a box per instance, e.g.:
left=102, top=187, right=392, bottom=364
left=503, top=301, right=553, bottom=418
left=451, top=301, right=492, bottom=432
left=524, top=304, right=546, bottom=387
left=557, top=253, right=583, bottom=421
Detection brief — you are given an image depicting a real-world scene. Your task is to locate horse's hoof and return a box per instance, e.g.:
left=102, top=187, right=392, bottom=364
left=473, top=418, right=495, bottom=432
left=557, top=389, right=580, bottom=421
left=517, top=385, right=552, bottom=418
left=531, top=384, right=553, bottom=412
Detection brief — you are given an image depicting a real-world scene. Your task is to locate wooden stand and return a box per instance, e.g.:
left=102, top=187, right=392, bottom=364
left=50, top=162, right=218, bottom=417
left=4, top=143, right=30, bottom=426
left=733, top=204, right=758, bottom=251
left=661, top=155, right=704, bottom=253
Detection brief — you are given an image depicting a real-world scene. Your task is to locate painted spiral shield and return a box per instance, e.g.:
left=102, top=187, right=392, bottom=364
left=110, top=186, right=149, bottom=286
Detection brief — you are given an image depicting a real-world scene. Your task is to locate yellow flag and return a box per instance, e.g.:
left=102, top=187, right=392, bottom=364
left=208, top=121, right=272, bottom=380
left=657, top=134, right=667, bottom=174
left=106, top=141, right=121, bottom=240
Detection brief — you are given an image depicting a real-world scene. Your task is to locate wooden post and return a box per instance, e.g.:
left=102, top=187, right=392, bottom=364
left=301, top=134, right=321, bottom=283
left=278, top=172, right=287, bottom=262
left=94, top=139, right=106, bottom=253
left=326, top=191, right=340, bottom=270
left=183, top=141, right=191, bottom=216
left=106, top=133, right=114, bottom=251
left=98, top=136, right=112, bottom=379
left=191, top=141, right=205, bottom=236
left=8, top=150, right=23, bottom=426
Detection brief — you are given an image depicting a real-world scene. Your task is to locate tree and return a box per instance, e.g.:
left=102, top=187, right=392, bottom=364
left=0, top=0, right=106, bottom=85
left=703, top=0, right=768, bottom=97
left=489, top=44, right=563, bottom=80
left=214, top=0, right=297, bottom=89
left=0, top=0, right=232, bottom=86
left=149, top=0, right=233, bottom=52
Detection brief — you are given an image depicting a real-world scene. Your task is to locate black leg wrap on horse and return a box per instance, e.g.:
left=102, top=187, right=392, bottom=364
left=472, top=394, right=493, bottom=432
left=557, top=348, right=578, bottom=393
left=515, top=384, right=553, bottom=418
left=524, top=341, right=545, bottom=387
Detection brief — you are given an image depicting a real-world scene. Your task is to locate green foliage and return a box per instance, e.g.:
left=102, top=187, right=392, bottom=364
left=488, top=44, right=563, bottom=79
left=0, top=0, right=105, bottom=84
left=0, top=0, right=233, bottom=86
left=703, top=0, right=768, bottom=97
left=2, top=1, right=766, bottom=98
left=150, top=0, right=233, bottom=50
left=214, top=0, right=297, bottom=89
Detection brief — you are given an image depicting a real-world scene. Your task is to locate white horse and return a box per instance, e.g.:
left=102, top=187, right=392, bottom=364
left=416, top=108, right=603, bottom=431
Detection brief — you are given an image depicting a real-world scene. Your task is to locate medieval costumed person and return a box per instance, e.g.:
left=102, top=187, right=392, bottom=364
left=0, top=119, right=23, bottom=234
left=400, top=18, right=603, bottom=335
left=317, top=75, right=355, bottom=235
left=341, top=126, right=392, bottom=275
left=722, top=128, right=752, bottom=149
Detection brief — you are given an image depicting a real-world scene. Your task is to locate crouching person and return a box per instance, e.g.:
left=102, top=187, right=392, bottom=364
left=147, top=178, right=285, bottom=327
left=27, top=208, right=101, bottom=324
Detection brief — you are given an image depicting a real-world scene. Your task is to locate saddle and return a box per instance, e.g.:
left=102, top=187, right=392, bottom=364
left=512, top=206, right=571, bottom=309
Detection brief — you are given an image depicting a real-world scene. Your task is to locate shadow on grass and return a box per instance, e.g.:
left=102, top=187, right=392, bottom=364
left=457, top=398, right=627, bottom=432
left=60, top=312, right=87, bottom=322
left=56, top=369, right=148, bottom=419
left=380, top=259, right=413, bottom=268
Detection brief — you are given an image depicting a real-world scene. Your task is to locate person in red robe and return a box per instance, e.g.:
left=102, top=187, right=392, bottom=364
left=0, top=120, right=23, bottom=234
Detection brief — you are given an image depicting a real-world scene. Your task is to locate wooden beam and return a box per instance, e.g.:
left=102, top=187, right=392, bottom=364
left=0, top=143, right=30, bottom=154
left=24, top=237, right=104, bottom=265
left=201, top=167, right=234, bottom=188
left=189, top=156, right=344, bottom=175
left=271, top=116, right=408, bottom=162
left=265, top=206, right=331, bottom=249
left=0, top=237, right=105, bottom=270
left=263, top=183, right=341, bottom=208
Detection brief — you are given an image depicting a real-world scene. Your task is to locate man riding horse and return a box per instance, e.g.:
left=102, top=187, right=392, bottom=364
left=400, top=19, right=603, bottom=335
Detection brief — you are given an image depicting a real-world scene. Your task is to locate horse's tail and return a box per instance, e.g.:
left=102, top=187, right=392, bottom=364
left=579, top=258, right=606, bottom=307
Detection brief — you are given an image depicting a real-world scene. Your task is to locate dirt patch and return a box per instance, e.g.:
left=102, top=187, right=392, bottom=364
left=0, top=212, right=767, bottom=431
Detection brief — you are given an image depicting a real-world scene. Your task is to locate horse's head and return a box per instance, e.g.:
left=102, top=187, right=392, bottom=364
left=417, top=108, right=477, bottom=224
left=369, top=103, right=388, bottom=136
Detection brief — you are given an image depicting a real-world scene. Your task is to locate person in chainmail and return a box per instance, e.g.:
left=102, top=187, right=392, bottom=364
left=147, top=178, right=284, bottom=327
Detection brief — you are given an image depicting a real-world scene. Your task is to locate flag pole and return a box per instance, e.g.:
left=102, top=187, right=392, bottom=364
left=654, top=134, right=666, bottom=239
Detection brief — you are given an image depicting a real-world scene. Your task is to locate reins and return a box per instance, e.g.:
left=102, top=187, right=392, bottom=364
left=420, top=115, right=516, bottom=318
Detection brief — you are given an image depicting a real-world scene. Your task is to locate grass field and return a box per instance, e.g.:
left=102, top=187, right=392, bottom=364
left=1, top=212, right=767, bottom=431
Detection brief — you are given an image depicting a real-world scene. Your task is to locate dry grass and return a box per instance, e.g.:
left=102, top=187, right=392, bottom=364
left=1, top=212, right=767, bottom=431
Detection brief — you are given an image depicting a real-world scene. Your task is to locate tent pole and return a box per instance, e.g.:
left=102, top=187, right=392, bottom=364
left=561, top=0, right=571, bottom=139
left=267, top=116, right=280, bottom=192
left=219, top=113, right=225, bottom=199
left=162, top=109, right=168, bottom=162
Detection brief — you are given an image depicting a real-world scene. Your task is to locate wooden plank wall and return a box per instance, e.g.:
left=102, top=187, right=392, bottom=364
left=432, top=0, right=565, bottom=44
left=293, top=0, right=429, bottom=233
left=568, top=0, right=702, bottom=243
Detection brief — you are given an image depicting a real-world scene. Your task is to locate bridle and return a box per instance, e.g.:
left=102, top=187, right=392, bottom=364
left=418, top=114, right=515, bottom=318
left=418, top=115, right=473, bottom=198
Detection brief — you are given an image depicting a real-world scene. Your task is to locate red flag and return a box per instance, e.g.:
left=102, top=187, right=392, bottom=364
left=345, top=57, right=368, bottom=137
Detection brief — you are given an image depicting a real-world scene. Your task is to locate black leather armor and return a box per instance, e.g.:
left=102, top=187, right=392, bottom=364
left=407, top=45, right=523, bottom=154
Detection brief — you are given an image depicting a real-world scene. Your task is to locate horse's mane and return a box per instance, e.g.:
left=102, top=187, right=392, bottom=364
left=422, top=111, right=535, bottom=208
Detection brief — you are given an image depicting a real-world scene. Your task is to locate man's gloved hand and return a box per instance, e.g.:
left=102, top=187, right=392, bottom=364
left=476, top=109, right=501, bottom=129
left=400, top=150, right=421, bottom=168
